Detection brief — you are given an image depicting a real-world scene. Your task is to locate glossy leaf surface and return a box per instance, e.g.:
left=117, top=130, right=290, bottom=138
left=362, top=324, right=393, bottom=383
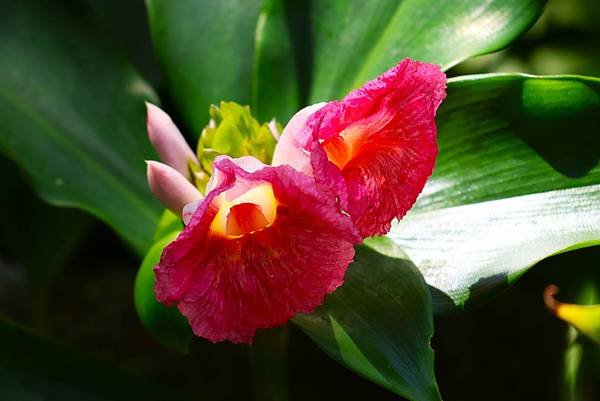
left=307, top=0, right=548, bottom=102
left=389, top=74, right=600, bottom=314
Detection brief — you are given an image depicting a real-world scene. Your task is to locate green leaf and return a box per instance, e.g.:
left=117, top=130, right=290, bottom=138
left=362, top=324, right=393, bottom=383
left=0, top=316, right=181, bottom=401
left=294, top=241, right=441, bottom=401
left=0, top=1, right=161, bottom=254
left=134, top=229, right=192, bottom=353
left=0, top=157, right=94, bottom=328
left=153, top=209, right=184, bottom=242
left=146, top=0, right=264, bottom=133
left=252, top=0, right=300, bottom=123
left=388, top=74, right=600, bottom=314
left=197, top=102, right=276, bottom=175
left=307, top=0, right=547, bottom=102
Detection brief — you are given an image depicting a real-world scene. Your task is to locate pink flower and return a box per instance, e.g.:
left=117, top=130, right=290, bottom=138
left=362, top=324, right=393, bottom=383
left=153, top=156, right=360, bottom=343
left=272, top=58, right=447, bottom=238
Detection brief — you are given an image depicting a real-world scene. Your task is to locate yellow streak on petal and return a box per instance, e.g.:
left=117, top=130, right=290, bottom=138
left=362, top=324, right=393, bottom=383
left=322, top=126, right=365, bottom=170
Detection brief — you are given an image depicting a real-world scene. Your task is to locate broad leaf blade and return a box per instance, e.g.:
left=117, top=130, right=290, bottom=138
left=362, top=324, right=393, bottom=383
left=308, top=0, right=547, bottom=102
left=294, top=243, right=441, bottom=401
left=146, top=0, right=263, bottom=133
left=388, top=74, right=600, bottom=314
left=0, top=1, right=161, bottom=254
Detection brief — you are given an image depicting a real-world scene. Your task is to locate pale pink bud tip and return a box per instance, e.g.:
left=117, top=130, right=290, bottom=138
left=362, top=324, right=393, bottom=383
left=147, top=161, right=203, bottom=216
left=146, top=102, right=198, bottom=179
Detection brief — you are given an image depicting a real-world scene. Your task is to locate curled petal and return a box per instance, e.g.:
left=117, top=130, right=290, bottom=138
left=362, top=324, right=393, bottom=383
left=271, top=103, right=326, bottom=176
left=274, top=58, right=446, bottom=238
left=544, top=285, right=600, bottom=344
left=146, top=102, right=198, bottom=178
left=154, top=156, right=360, bottom=343
left=147, top=161, right=203, bottom=215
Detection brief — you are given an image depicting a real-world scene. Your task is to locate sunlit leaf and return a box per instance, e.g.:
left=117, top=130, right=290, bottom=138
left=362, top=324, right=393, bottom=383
left=388, top=74, right=600, bottom=314
left=307, top=0, right=548, bottom=102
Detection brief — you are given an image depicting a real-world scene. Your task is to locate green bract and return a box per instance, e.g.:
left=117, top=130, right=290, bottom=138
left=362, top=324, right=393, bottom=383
left=194, top=102, right=278, bottom=190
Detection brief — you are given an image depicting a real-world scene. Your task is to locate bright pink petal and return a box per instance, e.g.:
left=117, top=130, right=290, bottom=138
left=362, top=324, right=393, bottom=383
left=275, top=58, right=446, bottom=238
left=154, top=156, right=359, bottom=344
left=271, top=103, right=326, bottom=175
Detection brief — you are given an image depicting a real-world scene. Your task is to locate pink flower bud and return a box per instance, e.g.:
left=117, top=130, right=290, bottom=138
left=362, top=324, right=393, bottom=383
left=146, top=102, right=198, bottom=179
left=147, top=161, right=203, bottom=215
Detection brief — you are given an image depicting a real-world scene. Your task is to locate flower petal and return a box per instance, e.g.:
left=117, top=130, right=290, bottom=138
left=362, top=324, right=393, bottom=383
left=274, top=58, right=446, bottom=238
left=154, top=156, right=360, bottom=343
left=271, top=103, right=326, bottom=175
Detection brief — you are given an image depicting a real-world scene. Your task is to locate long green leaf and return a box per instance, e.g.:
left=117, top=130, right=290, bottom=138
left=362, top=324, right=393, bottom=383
left=308, top=0, right=547, bottom=102
left=0, top=1, right=161, bottom=254
left=294, top=240, right=441, bottom=401
left=252, top=0, right=300, bottom=123
left=388, top=74, right=600, bottom=314
left=146, top=0, right=261, bottom=133
left=0, top=316, right=182, bottom=401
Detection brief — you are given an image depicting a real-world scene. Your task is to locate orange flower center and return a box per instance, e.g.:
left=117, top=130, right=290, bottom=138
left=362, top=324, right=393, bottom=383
left=210, top=184, right=278, bottom=238
left=322, top=126, right=364, bottom=169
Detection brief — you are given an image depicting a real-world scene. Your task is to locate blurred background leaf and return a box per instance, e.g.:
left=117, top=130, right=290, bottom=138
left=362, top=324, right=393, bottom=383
left=252, top=0, right=300, bottom=123
left=84, top=0, right=162, bottom=87
left=0, top=0, right=161, bottom=254
left=451, top=0, right=600, bottom=78
left=146, top=0, right=266, bottom=134
left=0, top=158, right=93, bottom=332
left=389, top=74, right=600, bottom=314
left=0, top=315, right=187, bottom=401
left=305, top=0, right=548, bottom=102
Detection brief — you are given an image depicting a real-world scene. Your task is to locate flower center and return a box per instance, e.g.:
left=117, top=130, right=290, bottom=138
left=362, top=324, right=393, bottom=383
left=322, top=126, right=364, bottom=169
left=210, top=183, right=278, bottom=237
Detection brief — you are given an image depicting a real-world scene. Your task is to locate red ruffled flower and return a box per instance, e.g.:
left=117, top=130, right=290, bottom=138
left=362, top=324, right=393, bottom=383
left=153, top=156, right=360, bottom=343
left=272, top=58, right=447, bottom=238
